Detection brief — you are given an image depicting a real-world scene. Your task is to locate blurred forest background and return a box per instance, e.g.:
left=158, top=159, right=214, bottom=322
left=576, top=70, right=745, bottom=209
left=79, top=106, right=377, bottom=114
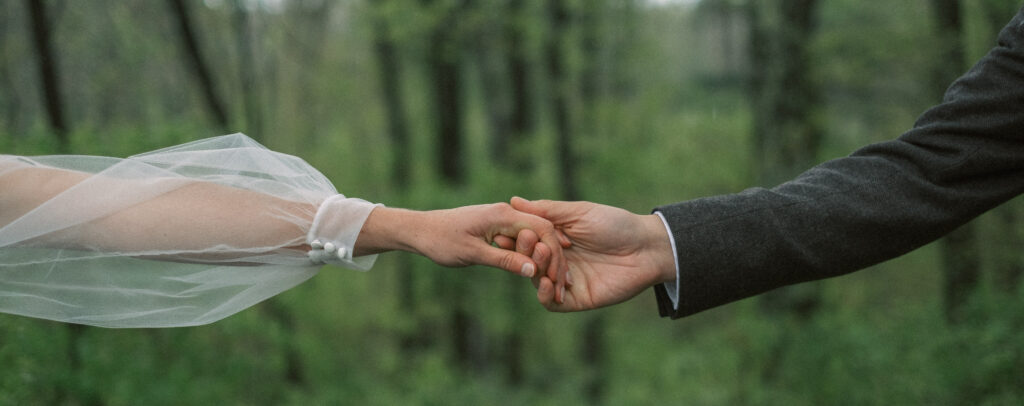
left=2, top=0, right=1023, bottom=404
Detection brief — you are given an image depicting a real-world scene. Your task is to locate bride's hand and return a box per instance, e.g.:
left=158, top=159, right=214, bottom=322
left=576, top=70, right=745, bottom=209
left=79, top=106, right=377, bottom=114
left=354, top=204, right=571, bottom=297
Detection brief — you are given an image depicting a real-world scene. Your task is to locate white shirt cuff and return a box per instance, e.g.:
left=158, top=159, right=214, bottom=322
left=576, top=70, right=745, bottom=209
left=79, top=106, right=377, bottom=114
left=653, top=211, right=681, bottom=311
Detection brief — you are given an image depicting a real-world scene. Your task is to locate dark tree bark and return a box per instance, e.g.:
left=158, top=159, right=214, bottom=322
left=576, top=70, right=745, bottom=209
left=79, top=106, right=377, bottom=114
left=579, top=3, right=602, bottom=105
left=26, top=0, right=68, bottom=152
left=929, top=0, right=980, bottom=323
left=167, top=0, right=230, bottom=131
left=0, top=2, right=22, bottom=138
left=25, top=4, right=91, bottom=403
left=467, top=0, right=514, bottom=165
left=420, top=0, right=480, bottom=372
left=372, top=4, right=411, bottom=188
left=507, top=0, right=533, bottom=138
left=546, top=0, right=578, bottom=202
left=547, top=1, right=602, bottom=401
left=370, top=0, right=420, bottom=354
left=748, top=0, right=823, bottom=319
left=234, top=0, right=262, bottom=140
left=423, top=2, right=465, bottom=185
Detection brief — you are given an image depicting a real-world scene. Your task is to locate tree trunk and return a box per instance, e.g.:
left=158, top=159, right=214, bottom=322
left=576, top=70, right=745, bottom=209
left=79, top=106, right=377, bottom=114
left=370, top=0, right=420, bottom=353
left=234, top=0, right=262, bottom=140
left=372, top=4, right=411, bottom=188
left=749, top=0, right=823, bottom=319
left=26, top=0, right=68, bottom=152
left=507, top=0, right=533, bottom=140
left=929, top=0, right=979, bottom=323
left=421, top=0, right=479, bottom=372
left=424, top=3, right=465, bottom=185
left=547, top=0, right=603, bottom=401
left=546, top=0, right=578, bottom=202
left=167, top=0, right=230, bottom=132
left=469, top=1, right=513, bottom=165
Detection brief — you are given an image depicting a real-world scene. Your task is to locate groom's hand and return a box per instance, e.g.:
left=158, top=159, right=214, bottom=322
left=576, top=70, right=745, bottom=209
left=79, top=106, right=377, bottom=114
left=504, top=197, right=677, bottom=312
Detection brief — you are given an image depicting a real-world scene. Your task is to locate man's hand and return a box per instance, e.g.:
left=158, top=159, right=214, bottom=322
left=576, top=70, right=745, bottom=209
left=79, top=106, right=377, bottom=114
left=498, top=197, right=676, bottom=312
left=355, top=204, right=570, bottom=296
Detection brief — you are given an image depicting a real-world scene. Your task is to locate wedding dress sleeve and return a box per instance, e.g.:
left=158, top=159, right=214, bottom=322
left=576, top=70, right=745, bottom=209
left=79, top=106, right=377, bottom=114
left=0, top=133, right=380, bottom=328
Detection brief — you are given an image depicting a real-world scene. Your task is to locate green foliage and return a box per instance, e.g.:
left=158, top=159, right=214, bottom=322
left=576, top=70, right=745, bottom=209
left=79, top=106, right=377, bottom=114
left=2, top=0, right=1022, bottom=404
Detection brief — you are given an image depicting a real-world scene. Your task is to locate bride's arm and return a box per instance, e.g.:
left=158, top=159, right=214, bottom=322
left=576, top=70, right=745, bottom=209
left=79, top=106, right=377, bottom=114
left=0, top=159, right=567, bottom=283
left=0, top=162, right=312, bottom=256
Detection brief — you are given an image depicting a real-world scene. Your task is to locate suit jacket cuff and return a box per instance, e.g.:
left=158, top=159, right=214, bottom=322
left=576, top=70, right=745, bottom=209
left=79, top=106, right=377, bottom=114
left=652, top=210, right=682, bottom=317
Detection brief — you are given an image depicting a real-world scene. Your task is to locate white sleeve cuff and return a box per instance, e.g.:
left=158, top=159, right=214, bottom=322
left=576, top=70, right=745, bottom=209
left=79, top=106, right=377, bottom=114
left=308, top=195, right=382, bottom=271
left=653, top=211, right=681, bottom=311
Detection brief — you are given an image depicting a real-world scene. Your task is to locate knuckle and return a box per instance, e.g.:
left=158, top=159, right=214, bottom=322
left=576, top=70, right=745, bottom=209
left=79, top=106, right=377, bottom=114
left=499, top=252, right=517, bottom=271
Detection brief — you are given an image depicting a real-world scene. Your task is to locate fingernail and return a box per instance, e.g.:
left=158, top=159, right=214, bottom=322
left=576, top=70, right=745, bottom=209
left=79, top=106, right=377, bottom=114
left=521, top=263, right=535, bottom=278
left=566, top=271, right=575, bottom=285
left=560, top=286, right=566, bottom=302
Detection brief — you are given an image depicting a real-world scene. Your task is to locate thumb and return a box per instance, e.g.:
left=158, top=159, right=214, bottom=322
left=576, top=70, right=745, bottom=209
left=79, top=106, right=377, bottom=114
left=473, top=243, right=538, bottom=278
left=510, top=196, right=582, bottom=224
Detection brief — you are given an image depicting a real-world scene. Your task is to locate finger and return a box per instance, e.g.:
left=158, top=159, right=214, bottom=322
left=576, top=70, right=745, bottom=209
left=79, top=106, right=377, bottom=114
left=557, top=229, right=572, bottom=248
left=537, top=276, right=556, bottom=309
left=492, top=203, right=568, bottom=302
left=493, top=235, right=515, bottom=250
left=472, top=243, right=538, bottom=278
left=515, top=229, right=539, bottom=257
left=531, top=241, right=552, bottom=276
left=535, top=228, right=566, bottom=304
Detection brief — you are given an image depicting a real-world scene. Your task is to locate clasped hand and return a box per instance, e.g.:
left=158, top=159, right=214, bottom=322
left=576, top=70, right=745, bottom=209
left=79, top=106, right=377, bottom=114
left=365, top=197, right=676, bottom=310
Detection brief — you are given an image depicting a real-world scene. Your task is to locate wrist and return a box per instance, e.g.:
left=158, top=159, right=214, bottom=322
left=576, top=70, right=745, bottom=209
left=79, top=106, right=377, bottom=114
left=354, top=206, right=423, bottom=256
left=642, top=213, right=677, bottom=284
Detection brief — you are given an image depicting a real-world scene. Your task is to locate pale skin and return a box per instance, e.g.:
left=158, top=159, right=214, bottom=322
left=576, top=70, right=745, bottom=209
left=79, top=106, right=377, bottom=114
left=494, top=197, right=677, bottom=312
left=0, top=164, right=571, bottom=296
left=355, top=204, right=571, bottom=291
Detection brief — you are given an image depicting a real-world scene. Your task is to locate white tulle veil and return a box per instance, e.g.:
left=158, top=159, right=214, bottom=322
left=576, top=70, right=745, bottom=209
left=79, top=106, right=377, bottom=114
left=0, top=134, right=378, bottom=328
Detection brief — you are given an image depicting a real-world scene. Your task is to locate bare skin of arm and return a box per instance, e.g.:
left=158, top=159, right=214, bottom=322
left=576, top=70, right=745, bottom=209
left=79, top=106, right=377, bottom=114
left=0, top=165, right=569, bottom=285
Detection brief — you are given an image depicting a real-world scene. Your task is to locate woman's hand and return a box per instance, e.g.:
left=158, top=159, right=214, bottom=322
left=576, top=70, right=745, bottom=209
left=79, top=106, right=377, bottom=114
left=354, top=204, right=571, bottom=298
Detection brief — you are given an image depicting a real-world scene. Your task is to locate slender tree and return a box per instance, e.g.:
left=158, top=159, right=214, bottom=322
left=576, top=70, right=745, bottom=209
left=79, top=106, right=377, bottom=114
left=467, top=0, right=514, bottom=164
left=748, top=0, right=823, bottom=319
left=26, top=0, right=68, bottom=152
left=234, top=0, right=262, bottom=140
left=496, top=0, right=535, bottom=168
left=369, top=0, right=422, bottom=353
left=546, top=0, right=577, bottom=202
left=419, top=0, right=484, bottom=372
left=545, top=0, right=604, bottom=401
left=372, top=1, right=412, bottom=189
left=745, top=0, right=823, bottom=385
left=929, top=0, right=980, bottom=324
left=25, top=3, right=99, bottom=403
left=423, top=0, right=466, bottom=185
left=167, top=0, right=230, bottom=131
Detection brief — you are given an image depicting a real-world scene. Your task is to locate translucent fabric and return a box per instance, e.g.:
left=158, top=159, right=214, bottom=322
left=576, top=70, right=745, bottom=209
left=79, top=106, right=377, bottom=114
left=0, top=134, right=379, bottom=328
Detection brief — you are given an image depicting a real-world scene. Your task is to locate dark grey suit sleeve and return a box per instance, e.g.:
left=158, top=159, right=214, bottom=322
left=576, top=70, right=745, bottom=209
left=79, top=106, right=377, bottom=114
left=653, top=8, right=1024, bottom=319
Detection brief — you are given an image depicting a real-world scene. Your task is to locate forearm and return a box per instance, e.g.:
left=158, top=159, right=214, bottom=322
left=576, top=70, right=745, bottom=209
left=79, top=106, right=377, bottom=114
left=352, top=206, right=422, bottom=256
left=1, top=164, right=316, bottom=261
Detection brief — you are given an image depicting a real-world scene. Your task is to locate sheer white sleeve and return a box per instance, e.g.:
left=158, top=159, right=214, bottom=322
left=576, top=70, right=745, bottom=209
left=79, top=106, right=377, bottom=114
left=0, top=134, right=380, bottom=328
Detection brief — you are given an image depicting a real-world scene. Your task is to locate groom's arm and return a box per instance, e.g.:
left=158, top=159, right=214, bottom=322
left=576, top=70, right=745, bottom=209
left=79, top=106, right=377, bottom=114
left=653, top=8, right=1024, bottom=318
